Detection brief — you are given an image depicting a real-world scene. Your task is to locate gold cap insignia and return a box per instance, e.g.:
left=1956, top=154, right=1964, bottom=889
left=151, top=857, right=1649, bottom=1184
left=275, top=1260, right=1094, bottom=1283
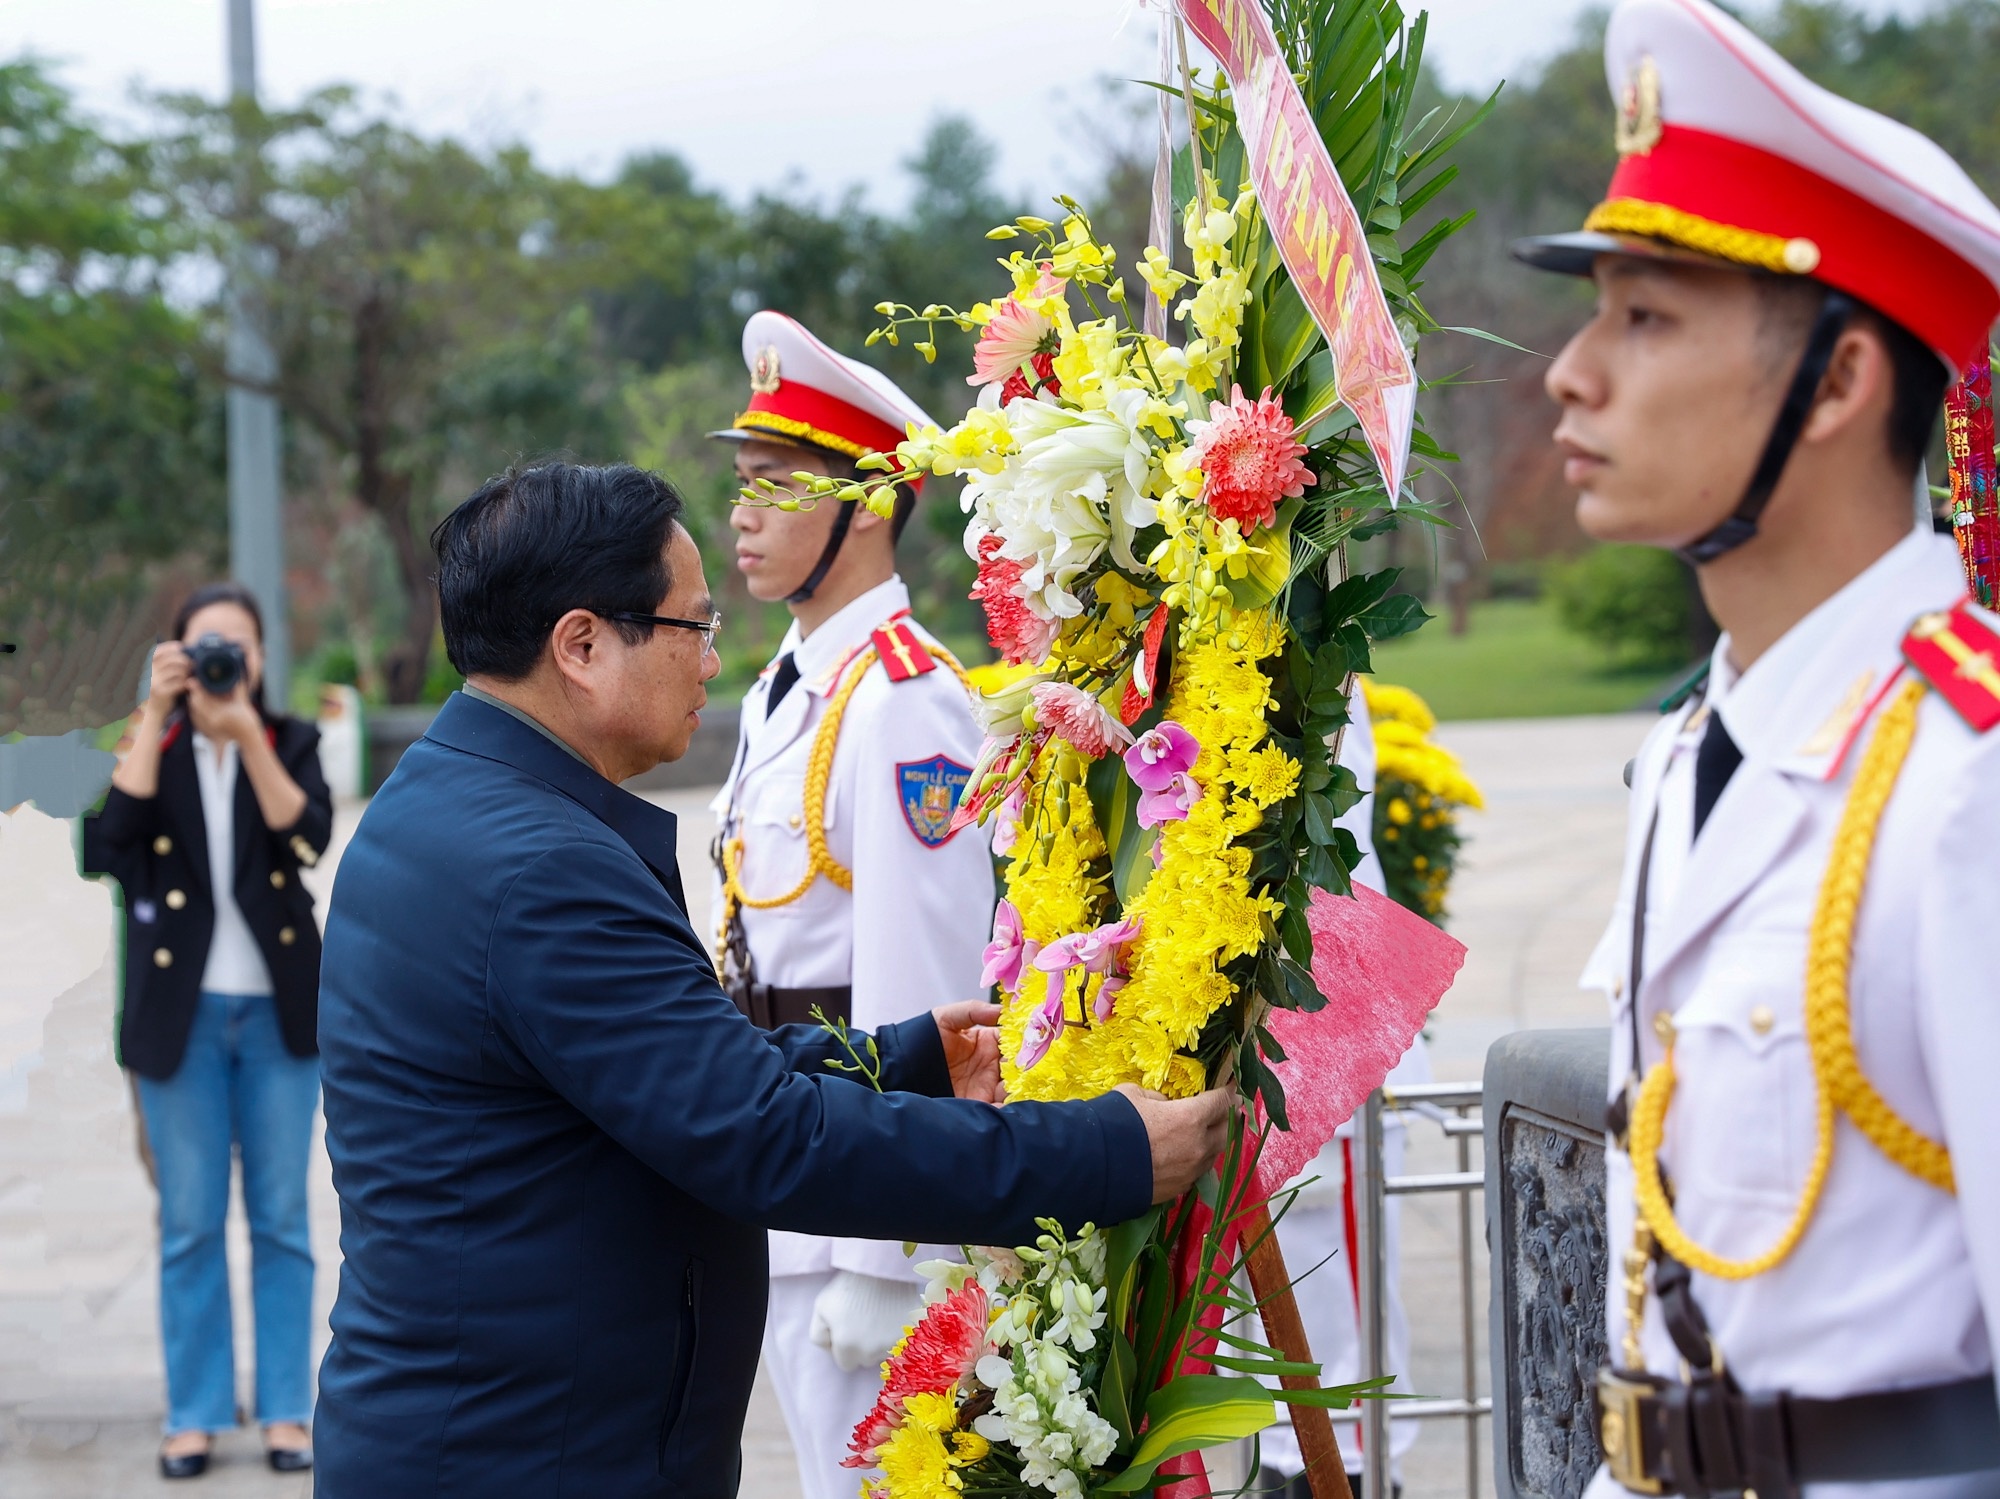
left=1615, top=55, right=1663, bottom=158
left=750, top=345, right=782, bottom=394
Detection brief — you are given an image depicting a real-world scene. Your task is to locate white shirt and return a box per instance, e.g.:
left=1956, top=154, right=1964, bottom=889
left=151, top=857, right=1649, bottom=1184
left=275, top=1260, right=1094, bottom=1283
left=711, top=576, right=996, bottom=1282
left=1579, top=529, right=2000, bottom=1494
left=192, top=732, right=274, bottom=997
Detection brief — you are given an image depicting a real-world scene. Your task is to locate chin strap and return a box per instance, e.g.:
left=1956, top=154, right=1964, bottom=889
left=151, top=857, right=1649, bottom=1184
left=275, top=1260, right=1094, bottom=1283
left=785, top=496, right=856, bottom=604
left=1680, top=289, right=1856, bottom=566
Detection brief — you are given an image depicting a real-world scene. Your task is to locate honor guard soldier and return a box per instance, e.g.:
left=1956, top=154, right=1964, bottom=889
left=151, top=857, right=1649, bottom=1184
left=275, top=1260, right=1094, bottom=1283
left=708, top=311, right=995, bottom=1499
left=1516, top=1, right=2000, bottom=1493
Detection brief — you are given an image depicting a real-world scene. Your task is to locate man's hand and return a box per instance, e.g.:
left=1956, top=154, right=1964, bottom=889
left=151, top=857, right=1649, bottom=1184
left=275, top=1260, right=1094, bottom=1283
left=1114, top=1085, right=1233, bottom=1204
left=933, top=1000, right=1004, bottom=1104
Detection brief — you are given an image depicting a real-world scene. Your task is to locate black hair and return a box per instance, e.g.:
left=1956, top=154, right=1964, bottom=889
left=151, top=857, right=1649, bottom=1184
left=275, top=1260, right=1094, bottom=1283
left=432, top=462, right=687, bottom=681
left=170, top=581, right=269, bottom=711
left=1755, top=279, right=1949, bottom=475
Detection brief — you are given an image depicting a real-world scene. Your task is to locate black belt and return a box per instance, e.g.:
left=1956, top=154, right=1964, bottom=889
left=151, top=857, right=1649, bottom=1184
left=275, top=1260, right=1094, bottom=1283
left=1598, top=1366, right=2000, bottom=1496
left=732, top=983, right=851, bottom=1031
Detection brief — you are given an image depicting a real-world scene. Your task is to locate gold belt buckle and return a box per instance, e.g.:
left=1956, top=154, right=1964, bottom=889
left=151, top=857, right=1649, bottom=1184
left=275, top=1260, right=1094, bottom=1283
left=1596, top=1365, right=1665, bottom=1494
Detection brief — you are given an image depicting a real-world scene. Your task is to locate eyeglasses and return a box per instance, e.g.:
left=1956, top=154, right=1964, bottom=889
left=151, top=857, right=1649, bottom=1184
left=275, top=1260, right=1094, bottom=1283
left=602, top=609, right=722, bottom=656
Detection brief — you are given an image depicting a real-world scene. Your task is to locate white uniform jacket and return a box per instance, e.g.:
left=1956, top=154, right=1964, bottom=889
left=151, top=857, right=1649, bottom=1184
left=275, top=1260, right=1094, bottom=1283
left=1579, top=529, right=2000, bottom=1450
left=711, top=576, right=996, bottom=1282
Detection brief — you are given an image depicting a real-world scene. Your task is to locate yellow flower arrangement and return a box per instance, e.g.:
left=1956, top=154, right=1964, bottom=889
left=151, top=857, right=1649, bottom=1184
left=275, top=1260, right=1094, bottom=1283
left=996, top=617, right=1295, bottom=1103
left=1362, top=680, right=1482, bottom=922
left=868, top=1392, right=990, bottom=1499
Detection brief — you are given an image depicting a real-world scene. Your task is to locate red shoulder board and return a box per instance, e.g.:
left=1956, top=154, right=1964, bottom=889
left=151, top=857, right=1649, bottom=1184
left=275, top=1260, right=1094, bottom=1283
left=871, top=620, right=936, bottom=683
left=1903, top=602, right=2000, bottom=733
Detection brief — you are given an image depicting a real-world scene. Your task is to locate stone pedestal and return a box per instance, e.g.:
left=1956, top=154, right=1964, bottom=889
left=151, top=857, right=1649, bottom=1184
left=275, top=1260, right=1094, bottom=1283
left=1484, top=1028, right=1611, bottom=1499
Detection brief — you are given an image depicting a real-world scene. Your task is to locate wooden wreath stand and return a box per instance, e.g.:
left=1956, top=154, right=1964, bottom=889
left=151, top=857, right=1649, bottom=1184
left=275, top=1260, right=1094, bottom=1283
left=1241, top=1201, right=1356, bottom=1499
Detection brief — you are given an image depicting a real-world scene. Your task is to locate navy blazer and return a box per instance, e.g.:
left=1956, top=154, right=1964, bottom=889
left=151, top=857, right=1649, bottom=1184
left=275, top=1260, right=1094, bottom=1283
left=314, top=693, right=1152, bottom=1497
left=81, top=713, right=333, bottom=1078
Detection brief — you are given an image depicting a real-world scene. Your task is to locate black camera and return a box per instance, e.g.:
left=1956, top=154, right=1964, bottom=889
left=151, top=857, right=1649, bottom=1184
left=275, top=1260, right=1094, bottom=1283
left=186, top=634, right=248, bottom=696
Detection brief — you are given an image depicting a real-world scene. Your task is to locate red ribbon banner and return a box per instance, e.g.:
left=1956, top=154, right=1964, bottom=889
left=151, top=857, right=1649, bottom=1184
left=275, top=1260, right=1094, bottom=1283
left=1173, top=0, right=1417, bottom=498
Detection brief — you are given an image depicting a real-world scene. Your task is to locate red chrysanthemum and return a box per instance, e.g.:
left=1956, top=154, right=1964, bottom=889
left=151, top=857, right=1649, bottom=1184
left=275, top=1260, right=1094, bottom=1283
left=999, top=350, right=1062, bottom=406
left=1190, top=385, right=1315, bottom=532
left=842, top=1281, right=990, bottom=1468
left=971, top=534, right=1057, bottom=665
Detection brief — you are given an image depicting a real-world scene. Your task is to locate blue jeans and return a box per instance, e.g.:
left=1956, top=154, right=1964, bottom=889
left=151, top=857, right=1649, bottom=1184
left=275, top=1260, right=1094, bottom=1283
left=137, top=991, right=320, bottom=1435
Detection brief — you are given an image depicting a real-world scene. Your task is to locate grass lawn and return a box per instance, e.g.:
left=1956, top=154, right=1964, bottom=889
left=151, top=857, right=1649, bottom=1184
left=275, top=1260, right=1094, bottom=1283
left=1371, top=597, right=1695, bottom=721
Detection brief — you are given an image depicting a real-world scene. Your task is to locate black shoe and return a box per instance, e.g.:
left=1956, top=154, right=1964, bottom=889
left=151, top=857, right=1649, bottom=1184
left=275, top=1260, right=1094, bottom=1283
left=158, top=1444, right=209, bottom=1480
left=266, top=1444, right=313, bottom=1473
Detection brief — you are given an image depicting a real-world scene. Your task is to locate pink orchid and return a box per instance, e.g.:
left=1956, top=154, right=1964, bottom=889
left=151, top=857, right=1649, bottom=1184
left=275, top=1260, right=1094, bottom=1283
left=1036, top=916, right=1141, bottom=977
left=1032, top=681, right=1134, bottom=760
left=980, top=901, right=1031, bottom=990
left=1124, top=720, right=1200, bottom=792
left=991, top=786, right=1026, bottom=856
left=1017, top=976, right=1065, bottom=1070
left=1093, top=973, right=1127, bottom=1023
left=1137, top=770, right=1202, bottom=828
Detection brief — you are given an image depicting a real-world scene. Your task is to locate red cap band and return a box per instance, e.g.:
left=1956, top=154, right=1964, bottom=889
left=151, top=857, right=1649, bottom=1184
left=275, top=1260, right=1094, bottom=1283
left=1609, top=125, right=1999, bottom=370
left=739, top=382, right=910, bottom=462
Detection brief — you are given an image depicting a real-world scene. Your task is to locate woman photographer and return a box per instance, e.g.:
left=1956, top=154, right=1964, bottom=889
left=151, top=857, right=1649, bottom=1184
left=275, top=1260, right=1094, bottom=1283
left=82, top=583, right=332, bottom=1480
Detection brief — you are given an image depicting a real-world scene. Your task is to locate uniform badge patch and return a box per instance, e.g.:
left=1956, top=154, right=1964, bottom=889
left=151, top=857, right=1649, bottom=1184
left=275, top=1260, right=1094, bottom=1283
left=1904, top=602, right=2000, bottom=732
left=897, top=755, right=972, bottom=848
left=872, top=621, right=936, bottom=682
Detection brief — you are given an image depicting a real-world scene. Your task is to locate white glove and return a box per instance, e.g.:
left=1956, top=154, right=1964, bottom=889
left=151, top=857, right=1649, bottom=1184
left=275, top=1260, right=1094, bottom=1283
left=808, top=1271, right=923, bottom=1373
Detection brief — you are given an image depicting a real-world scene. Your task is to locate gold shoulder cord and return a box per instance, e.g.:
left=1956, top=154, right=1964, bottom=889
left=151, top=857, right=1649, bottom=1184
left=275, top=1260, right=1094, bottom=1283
left=1629, top=678, right=1952, bottom=1292
left=718, top=637, right=974, bottom=924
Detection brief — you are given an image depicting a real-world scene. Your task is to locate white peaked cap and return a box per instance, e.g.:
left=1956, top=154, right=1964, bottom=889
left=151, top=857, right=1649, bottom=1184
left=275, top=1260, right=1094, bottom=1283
left=712, top=310, right=935, bottom=461
left=1517, top=0, right=2000, bottom=371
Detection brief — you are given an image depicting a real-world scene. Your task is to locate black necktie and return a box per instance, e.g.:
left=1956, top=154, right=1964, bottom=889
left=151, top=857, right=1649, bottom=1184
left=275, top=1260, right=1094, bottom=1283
left=764, top=652, right=800, bottom=719
left=1692, top=709, right=1743, bottom=840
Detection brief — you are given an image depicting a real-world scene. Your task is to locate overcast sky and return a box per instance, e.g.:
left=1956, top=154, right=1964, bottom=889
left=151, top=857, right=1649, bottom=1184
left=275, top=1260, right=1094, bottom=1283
left=4, top=0, right=1608, bottom=209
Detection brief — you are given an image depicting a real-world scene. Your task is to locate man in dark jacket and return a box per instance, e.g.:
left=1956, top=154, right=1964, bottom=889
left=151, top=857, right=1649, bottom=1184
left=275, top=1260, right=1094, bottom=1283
left=314, top=462, right=1226, bottom=1497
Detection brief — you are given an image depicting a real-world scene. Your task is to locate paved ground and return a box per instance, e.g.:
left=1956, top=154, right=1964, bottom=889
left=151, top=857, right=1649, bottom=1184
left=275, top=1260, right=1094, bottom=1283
left=0, top=712, right=1645, bottom=1498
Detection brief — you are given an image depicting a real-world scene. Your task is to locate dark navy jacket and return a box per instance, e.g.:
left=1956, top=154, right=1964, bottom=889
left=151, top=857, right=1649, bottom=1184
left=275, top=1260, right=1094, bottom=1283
left=314, top=693, right=1151, bottom=1497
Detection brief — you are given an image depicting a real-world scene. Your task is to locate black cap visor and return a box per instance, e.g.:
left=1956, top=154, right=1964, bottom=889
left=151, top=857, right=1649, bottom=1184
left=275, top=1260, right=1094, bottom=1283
left=706, top=426, right=857, bottom=467
left=1511, top=230, right=1755, bottom=278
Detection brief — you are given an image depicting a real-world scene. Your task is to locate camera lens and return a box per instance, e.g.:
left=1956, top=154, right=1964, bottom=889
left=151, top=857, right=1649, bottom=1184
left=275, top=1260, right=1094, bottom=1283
left=187, top=634, right=246, bottom=695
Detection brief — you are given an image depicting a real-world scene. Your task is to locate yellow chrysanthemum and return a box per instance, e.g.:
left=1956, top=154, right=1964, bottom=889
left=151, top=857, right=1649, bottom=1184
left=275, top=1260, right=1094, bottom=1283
left=1233, top=743, right=1301, bottom=807
left=996, top=613, right=1291, bottom=1102
left=874, top=1426, right=960, bottom=1497
left=1362, top=679, right=1436, bottom=734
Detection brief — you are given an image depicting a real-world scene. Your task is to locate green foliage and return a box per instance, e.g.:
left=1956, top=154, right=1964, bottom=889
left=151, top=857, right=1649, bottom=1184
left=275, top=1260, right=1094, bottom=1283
left=0, top=60, right=224, bottom=736
left=16, top=0, right=1994, bottom=718
left=147, top=86, right=638, bottom=701
left=1374, top=772, right=1466, bottom=923
left=419, top=636, right=466, bottom=704
left=1372, top=596, right=1691, bottom=718
left=1549, top=544, right=1695, bottom=668
left=315, top=640, right=361, bottom=687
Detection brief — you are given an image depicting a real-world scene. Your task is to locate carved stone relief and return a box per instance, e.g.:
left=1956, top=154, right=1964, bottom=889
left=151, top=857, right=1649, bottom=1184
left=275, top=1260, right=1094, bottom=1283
left=1501, top=1108, right=1608, bottom=1499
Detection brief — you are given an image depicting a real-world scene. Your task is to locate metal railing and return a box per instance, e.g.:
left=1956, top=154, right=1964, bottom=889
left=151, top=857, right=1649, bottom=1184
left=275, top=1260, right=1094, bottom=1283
left=1350, top=1081, right=1491, bottom=1499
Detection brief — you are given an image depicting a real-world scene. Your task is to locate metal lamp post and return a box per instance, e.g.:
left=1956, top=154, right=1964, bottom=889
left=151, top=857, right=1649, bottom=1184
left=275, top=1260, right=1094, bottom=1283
left=225, top=0, right=288, bottom=709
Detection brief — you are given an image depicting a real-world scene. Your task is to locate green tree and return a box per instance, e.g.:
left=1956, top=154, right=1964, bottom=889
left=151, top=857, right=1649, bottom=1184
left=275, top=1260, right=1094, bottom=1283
left=151, top=88, right=629, bottom=701
left=0, top=59, right=223, bottom=735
